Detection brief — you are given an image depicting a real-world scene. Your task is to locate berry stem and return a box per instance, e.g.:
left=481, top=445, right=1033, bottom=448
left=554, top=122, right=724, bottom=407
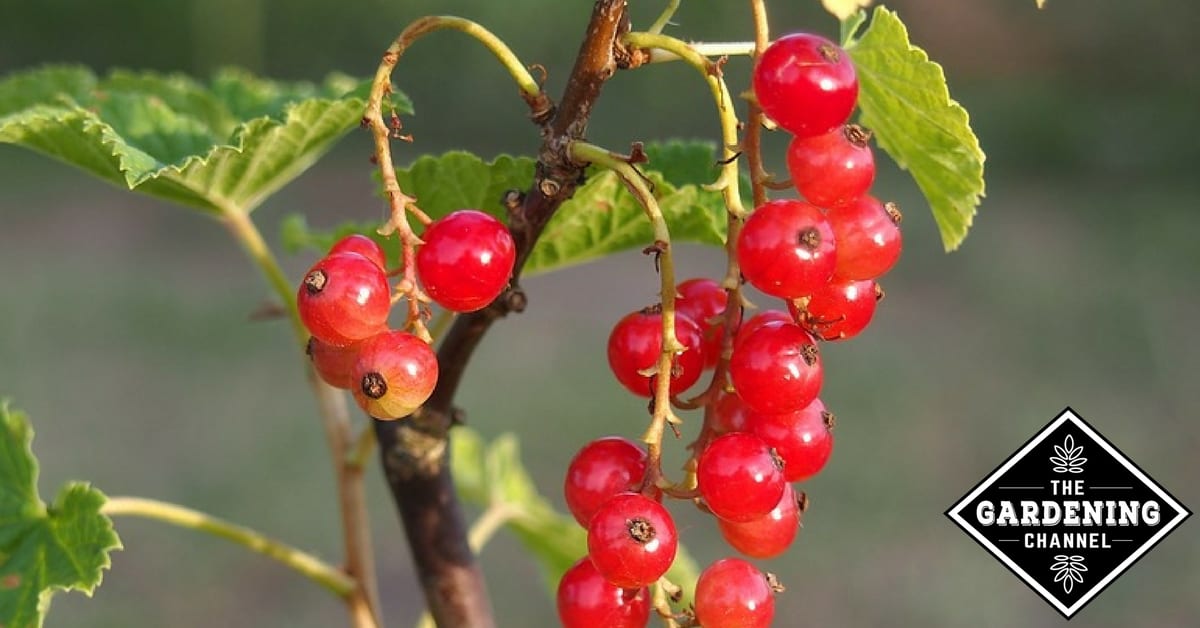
left=569, top=140, right=684, bottom=493
left=647, top=0, right=681, bottom=35
left=621, top=31, right=748, bottom=220
left=744, top=0, right=771, bottom=208
left=101, top=496, right=358, bottom=599
left=220, top=209, right=305, bottom=344
left=644, top=41, right=757, bottom=63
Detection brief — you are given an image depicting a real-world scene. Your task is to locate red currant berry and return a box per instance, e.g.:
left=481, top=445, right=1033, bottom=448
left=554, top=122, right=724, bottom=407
left=694, top=558, right=777, bottom=628
left=298, top=252, right=391, bottom=346
left=676, top=278, right=736, bottom=369
left=733, top=309, right=793, bottom=347
left=328, top=234, right=387, bottom=270
left=564, top=437, right=648, bottom=527
left=747, top=399, right=835, bottom=482
left=717, top=484, right=802, bottom=559
left=787, top=124, right=875, bottom=208
left=697, top=432, right=786, bottom=523
left=737, top=199, right=836, bottom=300
left=789, top=279, right=881, bottom=341
left=607, top=308, right=705, bottom=397
left=827, top=196, right=902, bottom=281
left=350, top=330, right=438, bottom=420
left=587, top=492, right=677, bottom=588
left=729, top=322, right=823, bottom=415
left=711, top=391, right=751, bottom=435
left=417, top=210, right=516, bottom=312
left=557, top=557, right=650, bottom=628
left=306, top=336, right=360, bottom=390
left=753, top=32, right=858, bottom=138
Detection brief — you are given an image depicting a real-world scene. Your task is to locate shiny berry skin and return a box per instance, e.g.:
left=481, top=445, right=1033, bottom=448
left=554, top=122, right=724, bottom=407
left=753, top=32, right=858, bottom=138
left=329, top=234, right=387, bottom=270
left=350, top=330, right=438, bottom=420
left=697, top=432, right=786, bottom=523
left=747, top=398, right=835, bottom=482
left=789, top=279, right=881, bottom=341
left=587, top=492, right=678, bottom=588
left=676, top=278, right=735, bottom=368
left=711, top=391, right=751, bottom=435
left=306, top=336, right=360, bottom=390
left=737, top=199, right=837, bottom=299
left=717, top=484, right=802, bottom=559
left=694, top=558, right=777, bottom=628
left=729, top=322, right=823, bottom=415
left=733, top=310, right=793, bottom=347
left=827, top=196, right=902, bottom=281
left=607, top=309, right=705, bottom=397
left=564, top=437, right=648, bottom=527
left=298, top=252, right=391, bottom=346
left=787, top=125, right=875, bottom=208
left=416, top=210, right=516, bottom=312
left=557, top=557, right=650, bottom=628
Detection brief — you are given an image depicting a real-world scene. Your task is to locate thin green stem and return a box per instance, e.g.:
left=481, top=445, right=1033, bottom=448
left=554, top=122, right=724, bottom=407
left=647, top=0, right=681, bottom=35
left=220, top=209, right=305, bottom=345
left=570, top=141, right=683, bottom=493
left=102, top=496, right=355, bottom=597
left=644, top=41, right=756, bottom=63
left=622, top=32, right=748, bottom=220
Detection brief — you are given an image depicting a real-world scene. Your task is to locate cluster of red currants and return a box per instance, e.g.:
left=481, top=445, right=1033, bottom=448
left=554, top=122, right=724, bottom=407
left=557, top=32, right=902, bottom=628
left=298, top=210, right=516, bottom=419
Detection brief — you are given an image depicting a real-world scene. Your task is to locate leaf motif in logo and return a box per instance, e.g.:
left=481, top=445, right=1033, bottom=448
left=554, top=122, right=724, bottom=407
left=1050, top=554, right=1086, bottom=594
left=1051, top=435, right=1086, bottom=473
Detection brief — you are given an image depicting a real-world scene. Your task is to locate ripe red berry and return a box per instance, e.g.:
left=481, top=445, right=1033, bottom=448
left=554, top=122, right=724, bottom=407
left=697, top=432, right=786, bottom=523
left=753, top=32, right=858, bottom=138
left=694, top=558, right=777, bottom=628
left=328, top=234, right=387, bottom=270
left=711, top=391, right=751, bottom=435
left=298, top=252, right=391, bottom=346
left=557, top=557, right=650, bottom=628
left=675, top=278, right=736, bottom=368
left=417, top=210, right=516, bottom=312
left=564, top=437, right=649, bottom=527
left=729, top=322, right=823, bottom=415
left=787, top=125, right=875, bottom=208
left=350, top=330, right=438, bottom=420
left=587, top=492, right=678, bottom=588
left=737, top=199, right=837, bottom=300
left=747, top=399, right=835, bottom=482
left=733, top=309, right=793, bottom=347
left=789, top=279, right=881, bottom=341
left=607, top=308, right=705, bottom=397
left=306, top=336, right=360, bottom=390
left=827, top=196, right=902, bottom=281
left=717, top=484, right=802, bottom=559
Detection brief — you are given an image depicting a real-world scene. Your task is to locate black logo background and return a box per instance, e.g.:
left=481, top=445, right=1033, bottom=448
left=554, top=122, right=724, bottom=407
left=947, top=408, right=1190, bottom=618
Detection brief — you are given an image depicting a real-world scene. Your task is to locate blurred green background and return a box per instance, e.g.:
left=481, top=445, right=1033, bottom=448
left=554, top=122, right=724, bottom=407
left=1, top=1, right=1197, bottom=626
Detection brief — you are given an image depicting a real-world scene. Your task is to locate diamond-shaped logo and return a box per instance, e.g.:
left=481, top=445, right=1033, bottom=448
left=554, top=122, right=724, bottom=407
left=946, top=408, right=1190, bottom=618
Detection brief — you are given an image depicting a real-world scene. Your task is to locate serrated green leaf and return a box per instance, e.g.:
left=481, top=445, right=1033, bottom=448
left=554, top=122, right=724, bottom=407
left=845, top=6, right=985, bottom=251
left=0, top=65, right=406, bottom=215
left=450, top=428, right=698, bottom=603
left=286, top=143, right=731, bottom=274
left=0, top=403, right=121, bottom=628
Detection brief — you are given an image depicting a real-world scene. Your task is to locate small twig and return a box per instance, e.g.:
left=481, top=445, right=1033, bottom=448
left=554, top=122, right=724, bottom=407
left=744, top=0, right=771, bottom=208
left=647, top=0, right=681, bottom=35
left=644, top=41, right=757, bottom=63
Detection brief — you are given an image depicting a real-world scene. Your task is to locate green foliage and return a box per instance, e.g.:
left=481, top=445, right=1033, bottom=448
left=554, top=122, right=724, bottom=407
left=281, top=143, right=731, bottom=274
left=0, top=65, right=408, bottom=215
left=0, top=403, right=121, bottom=628
left=451, top=428, right=699, bottom=602
left=845, top=6, right=986, bottom=251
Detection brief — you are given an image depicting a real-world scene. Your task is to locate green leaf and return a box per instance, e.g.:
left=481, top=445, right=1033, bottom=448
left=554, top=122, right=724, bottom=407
left=845, top=6, right=985, bottom=251
left=283, top=143, right=732, bottom=274
left=0, top=403, right=121, bottom=627
left=0, top=65, right=406, bottom=215
left=450, top=428, right=699, bottom=603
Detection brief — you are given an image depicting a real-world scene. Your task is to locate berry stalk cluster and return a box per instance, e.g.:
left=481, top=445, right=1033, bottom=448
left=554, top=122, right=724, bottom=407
left=558, top=30, right=903, bottom=628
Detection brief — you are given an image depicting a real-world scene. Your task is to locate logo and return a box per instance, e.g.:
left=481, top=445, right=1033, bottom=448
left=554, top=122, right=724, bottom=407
left=946, top=408, right=1190, bottom=618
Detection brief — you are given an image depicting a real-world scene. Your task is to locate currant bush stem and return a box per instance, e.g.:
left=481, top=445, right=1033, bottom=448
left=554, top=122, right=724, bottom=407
left=621, top=31, right=748, bottom=220
left=745, top=0, right=772, bottom=208
left=101, top=496, right=358, bottom=599
left=217, top=204, right=380, bottom=627
left=644, top=41, right=757, bottom=63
